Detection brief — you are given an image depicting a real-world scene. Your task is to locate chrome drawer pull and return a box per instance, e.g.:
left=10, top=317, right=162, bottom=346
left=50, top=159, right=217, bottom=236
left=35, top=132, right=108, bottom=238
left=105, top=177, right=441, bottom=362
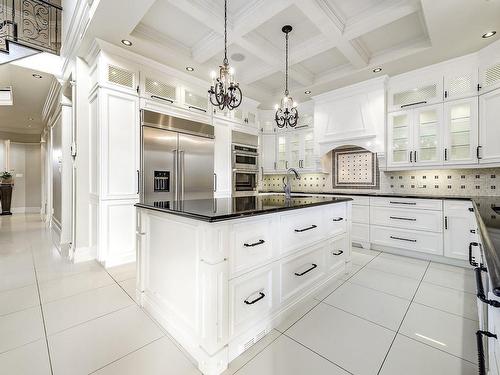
left=477, top=330, right=497, bottom=375
left=332, top=250, right=344, bottom=256
left=390, top=236, right=416, bottom=243
left=294, top=225, right=317, bottom=233
left=244, top=239, right=265, bottom=247
left=332, top=217, right=343, bottom=222
left=475, top=267, right=500, bottom=307
left=244, top=292, right=265, bottom=305
left=389, top=201, right=416, bottom=205
left=295, top=263, right=318, bottom=276
left=389, top=216, right=416, bottom=221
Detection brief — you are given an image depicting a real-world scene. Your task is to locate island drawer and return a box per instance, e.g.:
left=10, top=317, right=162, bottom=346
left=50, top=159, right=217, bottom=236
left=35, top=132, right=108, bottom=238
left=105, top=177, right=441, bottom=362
left=324, top=203, right=347, bottom=237
left=280, top=243, right=326, bottom=302
left=370, top=225, right=443, bottom=256
left=370, top=196, right=442, bottom=211
left=370, top=206, right=443, bottom=232
left=229, top=217, right=275, bottom=275
left=325, top=235, right=349, bottom=272
left=229, top=264, right=274, bottom=338
left=279, top=208, right=325, bottom=255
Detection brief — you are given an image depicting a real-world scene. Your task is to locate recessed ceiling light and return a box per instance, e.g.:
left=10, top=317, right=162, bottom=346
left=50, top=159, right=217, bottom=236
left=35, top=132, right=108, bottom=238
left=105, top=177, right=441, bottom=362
left=186, top=66, right=194, bottom=72
left=482, top=31, right=497, bottom=39
left=27, top=125, right=32, bottom=128
left=121, top=39, right=132, bottom=46
left=28, top=117, right=34, bottom=121
left=32, top=74, right=43, bottom=79
left=304, top=90, right=311, bottom=95
left=231, top=53, right=245, bottom=62
left=373, top=67, right=382, bottom=73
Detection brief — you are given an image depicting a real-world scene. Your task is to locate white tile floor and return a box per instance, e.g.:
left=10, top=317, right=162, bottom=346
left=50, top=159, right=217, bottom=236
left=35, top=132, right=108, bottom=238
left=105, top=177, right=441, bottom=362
left=0, top=214, right=479, bottom=374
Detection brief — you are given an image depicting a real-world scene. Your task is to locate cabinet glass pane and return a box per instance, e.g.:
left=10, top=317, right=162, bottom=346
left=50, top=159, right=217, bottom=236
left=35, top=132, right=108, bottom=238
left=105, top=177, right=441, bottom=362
left=288, top=133, right=300, bottom=168
left=448, top=103, right=472, bottom=161
left=417, top=109, right=438, bottom=162
left=303, top=131, right=314, bottom=168
left=391, top=114, right=409, bottom=163
left=277, top=136, right=287, bottom=169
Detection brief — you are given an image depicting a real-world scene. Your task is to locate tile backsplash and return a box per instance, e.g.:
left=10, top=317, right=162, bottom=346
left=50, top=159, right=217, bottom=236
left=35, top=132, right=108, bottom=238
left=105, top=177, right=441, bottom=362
left=261, top=168, right=500, bottom=197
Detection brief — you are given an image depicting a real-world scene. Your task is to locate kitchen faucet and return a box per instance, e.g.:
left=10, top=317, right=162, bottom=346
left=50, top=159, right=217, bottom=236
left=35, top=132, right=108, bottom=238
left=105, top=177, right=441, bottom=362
left=283, top=168, right=300, bottom=199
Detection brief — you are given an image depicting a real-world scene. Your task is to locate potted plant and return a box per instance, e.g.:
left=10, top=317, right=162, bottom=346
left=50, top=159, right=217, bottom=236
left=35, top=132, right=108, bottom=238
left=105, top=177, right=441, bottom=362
left=0, top=171, right=13, bottom=184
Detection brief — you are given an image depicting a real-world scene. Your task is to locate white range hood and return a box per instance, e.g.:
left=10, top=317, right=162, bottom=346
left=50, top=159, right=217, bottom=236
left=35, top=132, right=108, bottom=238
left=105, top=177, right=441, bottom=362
left=313, top=76, right=387, bottom=157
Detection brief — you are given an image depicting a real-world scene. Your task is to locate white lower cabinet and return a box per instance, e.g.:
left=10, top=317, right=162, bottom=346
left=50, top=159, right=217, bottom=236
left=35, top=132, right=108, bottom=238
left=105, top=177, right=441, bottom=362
left=280, top=243, right=326, bottom=302
left=443, top=200, right=478, bottom=260
left=279, top=207, right=326, bottom=255
left=370, top=206, right=443, bottom=232
left=370, top=225, right=443, bottom=256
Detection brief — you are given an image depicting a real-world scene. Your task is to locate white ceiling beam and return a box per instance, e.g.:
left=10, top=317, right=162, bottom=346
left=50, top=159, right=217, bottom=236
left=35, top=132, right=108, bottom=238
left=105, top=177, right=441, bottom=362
left=343, top=0, right=421, bottom=40
left=190, top=0, right=294, bottom=63
left=294, top=0, right=369, bottom=69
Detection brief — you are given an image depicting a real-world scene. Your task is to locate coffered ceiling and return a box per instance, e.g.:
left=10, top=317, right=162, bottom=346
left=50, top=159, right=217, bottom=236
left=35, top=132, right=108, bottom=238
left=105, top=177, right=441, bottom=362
left=83, top=0, right=500, bottom=107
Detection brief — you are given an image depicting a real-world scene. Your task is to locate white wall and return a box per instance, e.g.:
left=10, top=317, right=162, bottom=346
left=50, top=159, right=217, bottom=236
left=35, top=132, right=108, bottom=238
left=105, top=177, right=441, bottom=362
left=9, top=143, right=42, bottom=213
left=0, top=140, right=5, bottom=171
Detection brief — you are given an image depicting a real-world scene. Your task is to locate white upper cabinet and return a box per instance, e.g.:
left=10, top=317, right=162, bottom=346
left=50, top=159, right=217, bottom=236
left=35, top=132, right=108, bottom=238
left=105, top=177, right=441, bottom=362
left=479, top=88, right=500, bottom=164
left=212, top=98, right=260, bottom=131
left=413, top=104, right=443, bottom=166
left=443, top=98, right=479, bottom=165
left=443, top=57, right=479, bottom=101
left=479, top=40, right=500, bottom=93
left=388, top=75, right=443, bottom=112
left=387, top=104, right=443, bottom=169
left=260, top=134, right=276, bottom=173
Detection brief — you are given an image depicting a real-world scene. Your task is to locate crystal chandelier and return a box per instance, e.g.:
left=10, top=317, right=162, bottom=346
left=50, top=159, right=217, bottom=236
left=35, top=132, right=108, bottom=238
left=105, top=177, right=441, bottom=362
left=208, top=0, right=242, bottom=111
left=275, top=25, right=298, bottom=128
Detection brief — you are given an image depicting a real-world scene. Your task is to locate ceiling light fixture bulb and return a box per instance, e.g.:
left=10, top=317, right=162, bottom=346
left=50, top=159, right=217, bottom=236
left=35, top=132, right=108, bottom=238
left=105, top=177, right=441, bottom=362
left=121, top=39, right=132, bottom=46
left=373, top=67, right=382, bottom=73
left=304, top=90, right=311, bottom=95
left=482, top=31, right=496, bottom=38
left=186, top=66, right=194, bottom=72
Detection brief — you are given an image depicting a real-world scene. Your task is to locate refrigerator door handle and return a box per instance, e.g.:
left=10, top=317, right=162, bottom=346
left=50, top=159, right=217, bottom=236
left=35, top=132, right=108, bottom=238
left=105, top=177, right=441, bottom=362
left=180, top=150, right=185, bottom=201
left=173, top=150, right=178, bottom=201
left=213, top=173, right=217, bottom=192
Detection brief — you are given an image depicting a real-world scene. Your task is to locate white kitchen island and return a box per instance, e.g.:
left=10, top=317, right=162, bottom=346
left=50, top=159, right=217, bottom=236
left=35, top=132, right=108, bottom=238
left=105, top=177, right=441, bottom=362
left=135, top=195, right=352, bottom=375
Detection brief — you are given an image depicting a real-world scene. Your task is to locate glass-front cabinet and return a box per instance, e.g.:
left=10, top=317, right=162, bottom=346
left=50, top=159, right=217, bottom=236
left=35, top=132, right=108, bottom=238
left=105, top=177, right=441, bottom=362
left=388, top=112, right=412, bottom=167
left=277, top=134, right=288, bottom=170
left=443, top=98, right=478, bottom=165
left=413, top=104, right=442, bottom=166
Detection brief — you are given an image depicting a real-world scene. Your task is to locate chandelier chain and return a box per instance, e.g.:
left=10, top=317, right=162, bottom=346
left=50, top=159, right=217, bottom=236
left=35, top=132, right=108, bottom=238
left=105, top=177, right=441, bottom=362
left=224, top=0, right=228, bottom=64
left=285, top=30, right=289, bottom=96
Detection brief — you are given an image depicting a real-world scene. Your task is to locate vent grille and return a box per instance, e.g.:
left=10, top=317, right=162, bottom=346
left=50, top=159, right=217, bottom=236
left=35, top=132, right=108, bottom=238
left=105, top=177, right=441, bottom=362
left=448, top=74, right=472, bottom=97
left=243, top=338, right=255, bottom=352
left=145, top=77, right=176, bottom=100
left=184, top=90, right=207, bottom=110
left=107, top=65, right=134, bottom=88
left=241, top=329, right=267, bottom=354
left=484, top=63, right=500, bottom=88
left=393, top=84, right=437, bottom=106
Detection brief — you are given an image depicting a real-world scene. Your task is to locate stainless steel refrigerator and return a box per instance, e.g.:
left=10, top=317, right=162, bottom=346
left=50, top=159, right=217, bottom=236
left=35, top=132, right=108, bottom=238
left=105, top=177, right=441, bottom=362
left=141, top=110, right=215, bottom=202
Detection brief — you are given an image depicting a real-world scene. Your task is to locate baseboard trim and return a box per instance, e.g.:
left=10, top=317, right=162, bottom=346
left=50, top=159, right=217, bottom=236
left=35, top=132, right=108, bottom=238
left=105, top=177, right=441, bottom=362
left=10, top=207, right=41, bottom=214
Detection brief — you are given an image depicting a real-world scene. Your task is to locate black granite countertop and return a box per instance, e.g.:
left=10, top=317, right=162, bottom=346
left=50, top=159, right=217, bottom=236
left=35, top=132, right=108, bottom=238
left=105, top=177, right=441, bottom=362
left=259, top=190, right=471, bottom=200
left=135, top=194, right=352, bottom=222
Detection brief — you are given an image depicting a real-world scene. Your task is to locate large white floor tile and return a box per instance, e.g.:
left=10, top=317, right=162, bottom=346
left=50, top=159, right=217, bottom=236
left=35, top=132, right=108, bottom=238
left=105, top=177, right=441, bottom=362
left=312, top=276, right=345, bottom=301
left=92, top=336, right=199, bottom=375
left=429, top=262, right=474, bottom=275
left=286, top=303, right=395, bottom=375
left=349, top=267, right=421, bottom=300
left=414, top=282, right=478, bottom=321
left=380, top=334, right=477, bottom=375
left=237, top=334, right=349, bottom=375
left=39, top=268, right=115, bottom=303
left=0, top=267, right=35, bottom=293
left=400, top=303, right=479, bottom=363
left=423, top=267, right=476, bottom=293
left=119, top=278, right=139, bottom=304
left=223, top=330, right=281, bottom=375
left=107, top=262, right=136, bottom=282
left=274, top=296, right=320, bottom=333
left=0, top=284, right=39, bottom=316
left=49, top=305, right=164, bottom=375
left=366, top=254, right=428, bottom=280
left=44, top=284, right=134, bottom=335
left=0, top=306, right=44, bottom=353
left=35, top=260, right=102, bottom=283
left=323, top=282, right=410, bottom=331
left=0, top=339, right=51, bottom=375
left=351, top=249, right=379, bottom=266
